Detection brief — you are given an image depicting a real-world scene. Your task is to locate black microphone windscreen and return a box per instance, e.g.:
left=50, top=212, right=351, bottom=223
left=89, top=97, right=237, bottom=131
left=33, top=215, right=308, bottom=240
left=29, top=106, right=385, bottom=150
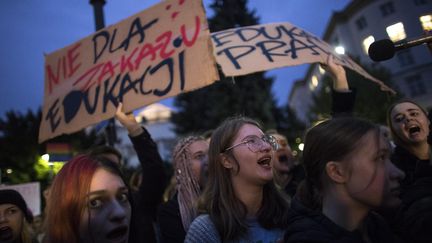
left=368, top=39, right=395, bottom=62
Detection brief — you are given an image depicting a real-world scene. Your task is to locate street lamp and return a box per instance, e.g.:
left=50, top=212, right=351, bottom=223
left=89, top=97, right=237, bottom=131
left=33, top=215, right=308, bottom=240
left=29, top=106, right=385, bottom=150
left=89, top=0, right=117, bottom=147
left=42, top=153, right=54, bottom=180
left=42, top=154, right=50, bottom=163
left=89, top=0, right=106, bottom=31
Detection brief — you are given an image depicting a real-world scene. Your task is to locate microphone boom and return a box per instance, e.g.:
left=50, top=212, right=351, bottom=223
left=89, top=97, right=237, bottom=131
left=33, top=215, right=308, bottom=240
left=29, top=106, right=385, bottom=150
left=368, top=35, right=432, bottom=62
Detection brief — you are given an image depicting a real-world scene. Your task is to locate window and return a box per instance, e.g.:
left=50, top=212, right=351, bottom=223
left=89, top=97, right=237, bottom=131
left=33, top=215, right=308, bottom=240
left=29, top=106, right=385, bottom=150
left=335, top=46, right=345, bottom=55
left=397, top=49, right=415, bottom=67
left=332, top=37, right=339, bottom=46
left=380, top=2, right=395, bottom=16
left=405, top=75, right=426, bottom=97
left=414, top=0, right=428, bottom=6
left=386, top=22, right=406, bottom=42
left=420, top=15, right=432, bottom=32
left=318, top=65, right=326, bottom=74
left=362, top=36, right=375, bottom=54
left=309, top=75, right=319, bottom=90
left=356, top=16, right=368, bottom=30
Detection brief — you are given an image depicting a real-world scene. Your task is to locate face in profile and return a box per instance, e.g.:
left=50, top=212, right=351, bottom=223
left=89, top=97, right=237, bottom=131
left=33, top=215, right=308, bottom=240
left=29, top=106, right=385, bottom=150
left=390, top=102, right=430, bottom=145
left=0, top=204, right=24, bottom=243
left=344, top=130, right=405, bottom=209
left=224, top=124, right=274, bottom=184
left=188, top=140, right=209, bottom=187
left=79, top=168, right=131, bottom=243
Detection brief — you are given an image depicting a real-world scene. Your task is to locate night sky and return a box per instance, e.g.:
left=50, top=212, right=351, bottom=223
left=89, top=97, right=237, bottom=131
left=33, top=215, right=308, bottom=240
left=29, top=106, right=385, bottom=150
left=0, top=0, right=350, bottom=119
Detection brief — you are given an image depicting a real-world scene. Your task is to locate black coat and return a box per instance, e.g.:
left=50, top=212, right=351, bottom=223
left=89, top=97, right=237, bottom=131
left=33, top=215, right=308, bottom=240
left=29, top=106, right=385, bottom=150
left=390, top=146, right=432, bottom=243
left=128, top=128, right=167, bottom=243
left=283, top=198, right=402, bottom=243
left=331, top=89, right=356, bottom=118
left=157, top=193, right=186, bottom=243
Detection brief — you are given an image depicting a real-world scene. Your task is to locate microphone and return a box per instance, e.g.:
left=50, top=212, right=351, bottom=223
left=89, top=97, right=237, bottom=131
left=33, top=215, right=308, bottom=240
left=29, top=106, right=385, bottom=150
left=368, top=35, right=432, bottom=62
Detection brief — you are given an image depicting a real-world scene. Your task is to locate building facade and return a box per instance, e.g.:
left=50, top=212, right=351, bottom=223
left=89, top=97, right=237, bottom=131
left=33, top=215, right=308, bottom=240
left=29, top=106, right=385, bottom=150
left=114, top=103, right=177, bottom=167
left=289, top=0, right=432, bottom=125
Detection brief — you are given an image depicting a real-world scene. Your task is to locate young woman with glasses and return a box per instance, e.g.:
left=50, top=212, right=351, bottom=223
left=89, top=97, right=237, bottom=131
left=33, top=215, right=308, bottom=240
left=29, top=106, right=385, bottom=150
left=184, top=116, right=290, bottom=242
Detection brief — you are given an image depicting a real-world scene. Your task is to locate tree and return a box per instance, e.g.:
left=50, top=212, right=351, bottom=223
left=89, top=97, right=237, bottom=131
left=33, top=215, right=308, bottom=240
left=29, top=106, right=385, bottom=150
left=171, top=0, right=280, bottom=134
left=308, top=63, right=403, bottom=125
left=0, top=110, right=41, bottom=183
left=0, top=109, right=97, bottom=185
left=275, top=104, right=306, bottom=145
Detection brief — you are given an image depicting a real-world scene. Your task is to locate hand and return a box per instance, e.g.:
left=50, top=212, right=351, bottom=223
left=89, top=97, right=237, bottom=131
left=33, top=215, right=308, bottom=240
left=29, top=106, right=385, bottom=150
left=115, top=102, right=143, bottom=136
left=320, top=54, right=349, bottom=91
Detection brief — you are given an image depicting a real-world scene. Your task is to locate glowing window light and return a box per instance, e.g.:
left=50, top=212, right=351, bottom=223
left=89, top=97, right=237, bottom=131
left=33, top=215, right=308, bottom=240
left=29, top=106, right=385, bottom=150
left=335, top=46, right=345, bottom=55
left=318, top=65, right=326, bottom=74
left=311, top=75, right=319, bottom=88
left=363, top=35, right=375, bottom=54
left=420, top=15, right=432, bottom=32
left=386, top=22, right=406, bottom=42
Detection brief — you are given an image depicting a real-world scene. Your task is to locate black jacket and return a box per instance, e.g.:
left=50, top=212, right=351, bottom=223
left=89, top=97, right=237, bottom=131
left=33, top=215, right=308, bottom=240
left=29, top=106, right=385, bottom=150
left=390, top=145, right=432, bottom=243
left=331, top=89, right=356, bottom=118
left=129, top=128, right=167, bottom=243
left=391, top=145, right=432, bottom=191
left=157, top=193, right=186, bottom=243
left=283, top=198, right=402, bottom=243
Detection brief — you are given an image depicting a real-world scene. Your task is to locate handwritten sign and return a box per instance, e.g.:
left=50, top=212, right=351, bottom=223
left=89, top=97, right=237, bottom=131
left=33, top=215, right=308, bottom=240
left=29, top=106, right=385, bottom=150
left=211, top=22, right=395, bottom=93
left=39, top=0, right=219, bottom=143
left=1, top=182, right=41, bottom=216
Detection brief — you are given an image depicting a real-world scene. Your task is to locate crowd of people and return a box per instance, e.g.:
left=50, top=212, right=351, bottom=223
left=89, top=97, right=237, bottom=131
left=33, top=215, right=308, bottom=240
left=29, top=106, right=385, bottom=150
left=1, top=55, right=431, bottom=243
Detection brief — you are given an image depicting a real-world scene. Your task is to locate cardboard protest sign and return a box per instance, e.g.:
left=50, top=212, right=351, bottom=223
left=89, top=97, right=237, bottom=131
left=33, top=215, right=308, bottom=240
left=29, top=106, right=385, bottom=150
left=0, top=182, right=41, bottom=216
left=211, top=22, right=395, bottom=94
left=39, top=0, right=219, bottom=143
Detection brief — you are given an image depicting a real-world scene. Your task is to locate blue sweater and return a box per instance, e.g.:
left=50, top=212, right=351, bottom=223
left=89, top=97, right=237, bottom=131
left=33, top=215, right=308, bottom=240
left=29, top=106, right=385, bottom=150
left=185, top=214, right=283, bottom=243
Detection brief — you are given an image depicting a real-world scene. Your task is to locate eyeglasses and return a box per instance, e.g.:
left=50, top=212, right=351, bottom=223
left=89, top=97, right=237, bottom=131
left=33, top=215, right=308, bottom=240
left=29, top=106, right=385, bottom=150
left=224, top=134, right=279, bottom=153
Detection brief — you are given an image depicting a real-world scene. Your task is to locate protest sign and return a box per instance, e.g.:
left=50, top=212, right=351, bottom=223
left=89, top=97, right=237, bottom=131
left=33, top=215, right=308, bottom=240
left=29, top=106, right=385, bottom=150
left=0, top=182, right=41, bottom=216
left=211, top=22, right=395, bottom=94
left=39, top=0, right=219, bottom=143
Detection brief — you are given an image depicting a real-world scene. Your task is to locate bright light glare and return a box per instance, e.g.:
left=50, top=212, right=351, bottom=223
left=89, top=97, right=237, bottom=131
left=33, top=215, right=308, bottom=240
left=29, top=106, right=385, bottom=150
left=335, top=46, right=345, bottom=55
left=363, top=35, right=375, bottom=54
left=386, top=22, right=406, bottom=42
left=298, top=143, right=304, bottom=151
left=311, top=75, right=319, bottom=88
left=420, top=15, right=432, bottom=31
left=42, top=154, right=50, bottom=162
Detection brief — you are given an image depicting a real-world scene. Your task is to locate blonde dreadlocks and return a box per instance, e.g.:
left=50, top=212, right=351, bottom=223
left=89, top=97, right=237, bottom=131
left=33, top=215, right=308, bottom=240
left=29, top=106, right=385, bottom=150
left=172, top=136, right=205, bottom=232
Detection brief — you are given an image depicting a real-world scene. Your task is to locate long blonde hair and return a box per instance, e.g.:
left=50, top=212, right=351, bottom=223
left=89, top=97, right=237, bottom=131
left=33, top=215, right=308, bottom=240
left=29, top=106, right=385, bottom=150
left=20, top=220, right=33, bottom=243
left=172, top=136, right=205, bottom=232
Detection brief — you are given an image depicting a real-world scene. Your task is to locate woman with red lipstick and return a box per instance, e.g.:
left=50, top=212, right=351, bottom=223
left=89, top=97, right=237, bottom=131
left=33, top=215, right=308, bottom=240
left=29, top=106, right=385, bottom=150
left=284, top=117, right=405, bottom=243
left=45, top=155, right=131, bottom=243
left=185, top=116, right=290, bottom=242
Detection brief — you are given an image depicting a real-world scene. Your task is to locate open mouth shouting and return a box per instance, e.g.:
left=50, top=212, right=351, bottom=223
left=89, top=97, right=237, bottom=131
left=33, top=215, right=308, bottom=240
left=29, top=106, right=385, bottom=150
left=106, top=225, right=128, bottom=243
left=406, top=123, right=424, bottom=141
left=0, top=226, right=13, bottom=242
left=257, top=155, right=272, bottom=169
left=408, top=125, right=420, bottom=136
